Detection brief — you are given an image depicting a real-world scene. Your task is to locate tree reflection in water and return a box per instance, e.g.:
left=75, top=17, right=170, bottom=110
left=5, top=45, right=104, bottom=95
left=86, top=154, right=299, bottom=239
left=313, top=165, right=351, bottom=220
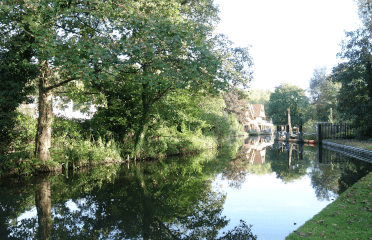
left=0, top=152, right=257, bottom=240
left=225, top=137, right=372, bottom=203
left=3, top=138, right=370, bottom=239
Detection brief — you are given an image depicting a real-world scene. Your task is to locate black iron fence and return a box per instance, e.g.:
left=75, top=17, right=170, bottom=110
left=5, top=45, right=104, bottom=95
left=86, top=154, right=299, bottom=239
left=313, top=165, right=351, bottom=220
left=316, top=144, right=352, bottom=165
left=316, top=123, right=358, bottom=144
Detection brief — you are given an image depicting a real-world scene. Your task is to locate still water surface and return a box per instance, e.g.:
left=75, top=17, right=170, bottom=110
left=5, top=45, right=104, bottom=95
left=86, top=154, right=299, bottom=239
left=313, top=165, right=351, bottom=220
left=1, top=136, right=372, bottom=239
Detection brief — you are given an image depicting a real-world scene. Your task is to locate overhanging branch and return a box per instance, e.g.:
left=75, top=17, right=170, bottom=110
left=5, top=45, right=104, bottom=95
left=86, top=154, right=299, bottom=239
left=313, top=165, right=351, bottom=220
left=46, top=78, right=76, bottom=91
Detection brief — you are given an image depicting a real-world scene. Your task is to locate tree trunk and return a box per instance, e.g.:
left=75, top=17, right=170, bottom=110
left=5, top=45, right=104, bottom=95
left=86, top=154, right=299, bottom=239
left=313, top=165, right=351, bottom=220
left=35, top=179, right=52, bottom=240
left=366, top=61, right=372, bottom=99
left=132, top=84, right=150, bottom=158
left=35, top=68, right=53, bottom=165
left=133, top=111, right=150, bottom=158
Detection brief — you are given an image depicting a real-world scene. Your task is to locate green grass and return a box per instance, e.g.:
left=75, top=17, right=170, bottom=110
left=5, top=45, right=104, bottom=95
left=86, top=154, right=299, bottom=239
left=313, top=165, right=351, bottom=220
left=286, top=172, right=372, bottom=239
left=325, top=139, right=372, bottom=151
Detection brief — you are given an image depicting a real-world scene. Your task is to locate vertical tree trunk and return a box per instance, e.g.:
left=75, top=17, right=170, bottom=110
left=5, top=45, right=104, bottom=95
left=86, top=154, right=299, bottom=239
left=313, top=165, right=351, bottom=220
left=35, top=179, right=52, bottom=240
left=366, top=61, right=372, bottom=99
left=287, top=108, right=292, bottom=134
left=132, top=84, right=150, bottom=158
left=35, top=67, right=53, bottom=165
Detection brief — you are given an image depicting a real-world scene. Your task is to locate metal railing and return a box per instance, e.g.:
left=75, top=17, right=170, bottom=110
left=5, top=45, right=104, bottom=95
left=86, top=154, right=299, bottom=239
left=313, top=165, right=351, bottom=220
left=316, top=123, right=358, bottom=144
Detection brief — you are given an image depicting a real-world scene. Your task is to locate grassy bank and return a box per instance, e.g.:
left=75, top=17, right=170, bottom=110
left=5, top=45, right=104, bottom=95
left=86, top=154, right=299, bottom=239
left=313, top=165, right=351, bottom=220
left=1, top=111, right=240, bottom=178
left=286, top=170, right=372, bottom=239
left=0, top=132, right=220, bottom=178
left=325, top=139, right=372, bottom=151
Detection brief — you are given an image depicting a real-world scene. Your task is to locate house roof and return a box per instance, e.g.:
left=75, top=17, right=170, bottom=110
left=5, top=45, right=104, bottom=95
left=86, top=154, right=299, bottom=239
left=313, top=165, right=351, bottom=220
left=252, top=104, right=265, bottom=118
left=252, top=149, right=266, bottom=164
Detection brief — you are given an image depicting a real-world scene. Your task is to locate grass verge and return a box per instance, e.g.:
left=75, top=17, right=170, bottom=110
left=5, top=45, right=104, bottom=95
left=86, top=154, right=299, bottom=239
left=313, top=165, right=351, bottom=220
left=286, top=171, right=372, bottom=239
left=325, top=139, right=372, bottom=151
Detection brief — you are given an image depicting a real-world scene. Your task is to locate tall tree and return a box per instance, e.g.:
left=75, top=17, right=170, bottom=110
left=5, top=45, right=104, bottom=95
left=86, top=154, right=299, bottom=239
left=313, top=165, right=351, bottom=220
left=332, top=28, right=372, bottom=137
left=0, top=0, right=253, bottom=164
left=267, top=83, right=308, bottom=126
left=354, top=0, right=372, bottom=30
left=308, top=66, right=340, bottom=122
left=221, top=88, right=250, bottom=124
left=0, top=1, right=117, bottom=165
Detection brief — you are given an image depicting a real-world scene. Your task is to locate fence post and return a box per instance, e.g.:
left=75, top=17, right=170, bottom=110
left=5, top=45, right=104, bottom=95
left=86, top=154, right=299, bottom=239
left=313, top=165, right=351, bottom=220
left=344, top=123, right=347, bottom=139
left=317, top=143, right=323, bottom=163
left=318, top=124, right=322, bottom=144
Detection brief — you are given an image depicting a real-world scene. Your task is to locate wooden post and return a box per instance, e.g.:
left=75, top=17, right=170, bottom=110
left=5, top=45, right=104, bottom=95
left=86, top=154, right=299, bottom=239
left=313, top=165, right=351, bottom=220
left=298, top=143, right=303, bottom=160
left=287, top=108, right=292, bottom=134
left=286, top=124, right=290, bottom=142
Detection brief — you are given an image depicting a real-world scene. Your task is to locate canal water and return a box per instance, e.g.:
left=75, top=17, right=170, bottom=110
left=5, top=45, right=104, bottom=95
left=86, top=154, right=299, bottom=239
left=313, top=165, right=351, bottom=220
left=1, top=136, right=372, bottom=240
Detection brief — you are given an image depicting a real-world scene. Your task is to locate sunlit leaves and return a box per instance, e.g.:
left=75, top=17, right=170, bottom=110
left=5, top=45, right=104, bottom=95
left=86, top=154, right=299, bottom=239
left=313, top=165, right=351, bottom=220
left=267, top=83, right=309, bottom=126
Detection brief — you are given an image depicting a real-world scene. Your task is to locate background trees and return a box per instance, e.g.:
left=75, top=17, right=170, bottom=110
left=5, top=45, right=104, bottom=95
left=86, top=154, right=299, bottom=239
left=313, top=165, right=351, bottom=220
left=267, top=83, right=309, bottom=126
left=246, top=89, right=272, bottom=105
left=308, top=66, right=341, bottom=122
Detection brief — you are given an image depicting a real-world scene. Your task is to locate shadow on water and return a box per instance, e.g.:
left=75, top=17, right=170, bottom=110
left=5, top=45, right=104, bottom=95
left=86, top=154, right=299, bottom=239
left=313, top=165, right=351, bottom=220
left=315, top=144, right=372, bottom=195
left=269, top=139, right=372, bottom=200
left=0, top=149, right=257, bottom=240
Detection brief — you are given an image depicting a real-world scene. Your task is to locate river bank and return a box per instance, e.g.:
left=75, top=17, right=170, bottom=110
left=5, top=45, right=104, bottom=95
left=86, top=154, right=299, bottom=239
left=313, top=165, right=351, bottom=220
left=286, top=171, right=372, bottom=239
left=325, top=139, right=372, bottom=151
left=286, top=140, right=372, bottom=239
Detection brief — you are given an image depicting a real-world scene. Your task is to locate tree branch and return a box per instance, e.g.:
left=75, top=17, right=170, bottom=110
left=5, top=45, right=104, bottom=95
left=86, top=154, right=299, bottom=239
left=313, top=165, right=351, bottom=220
left=55, top=91, right=100, bottom=95
left=154, top=217, right=180, bottom=240
left=151, top=87, right=172, bottom=105
left=46, top=78, right=76, bottom=91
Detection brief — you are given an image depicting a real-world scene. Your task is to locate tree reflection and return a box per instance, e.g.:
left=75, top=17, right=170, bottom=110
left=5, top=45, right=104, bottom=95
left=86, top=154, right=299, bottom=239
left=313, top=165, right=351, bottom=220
left=35, top=180, right=52, bottom=240
left=338, top=158, right=372, bottom=195
left=308, top=164, right=340, bottom=201
left=267, top=142, right=311, bottom=183
left=0, top=155, right=257, bottom=239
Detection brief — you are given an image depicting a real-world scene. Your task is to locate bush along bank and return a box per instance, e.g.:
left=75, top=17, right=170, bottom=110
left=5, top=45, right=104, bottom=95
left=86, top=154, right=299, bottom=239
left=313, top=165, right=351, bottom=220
left=286, top=171, right=372, bottom=239
left=0, top=110, right=242, bottom=178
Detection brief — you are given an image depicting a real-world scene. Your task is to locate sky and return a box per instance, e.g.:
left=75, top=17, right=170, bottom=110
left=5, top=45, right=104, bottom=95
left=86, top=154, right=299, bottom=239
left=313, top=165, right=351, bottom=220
left=215, top=172, right=333, bottom=240
left=214, top=0, right=361, bottom=92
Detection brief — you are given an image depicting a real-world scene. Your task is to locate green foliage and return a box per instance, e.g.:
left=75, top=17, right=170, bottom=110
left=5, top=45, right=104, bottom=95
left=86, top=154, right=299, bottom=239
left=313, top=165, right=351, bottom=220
left=246, top=163, right=273, bottom=176
left=137, top=125, right=218, bottom=158
left=0, top=111, right=37, bottom=177
left=267, top=83, right=309, bottom=126
left=332, top=28, right=372, bottom=138
left=0, top=31, right=38, bottom=152
left=308, top=67, right=341, bottom=122
left=0, top=0, right=254, bottom=168
left=228, top=113, right=244, bottom=135
left=50, top=116, right=124, bottom=167
left=247, top=89, right=272, bottom=105
left=51, top=135, right=122, bottom=168
left=222, top=88, right=251, bottom=124
left=51, top=115, right=89, bottom=139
